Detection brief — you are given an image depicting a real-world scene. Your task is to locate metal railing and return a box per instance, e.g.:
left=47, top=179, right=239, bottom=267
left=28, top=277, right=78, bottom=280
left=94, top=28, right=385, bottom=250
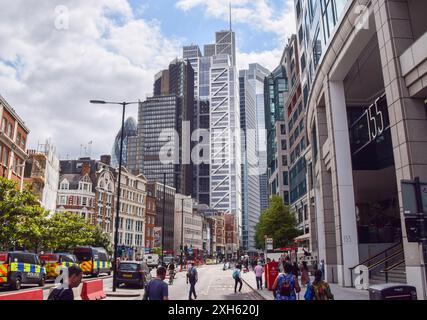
left=349, top=241, right=404, bottom=286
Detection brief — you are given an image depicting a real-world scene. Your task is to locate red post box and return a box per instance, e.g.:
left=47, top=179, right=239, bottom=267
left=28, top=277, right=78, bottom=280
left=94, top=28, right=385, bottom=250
left=265, top=261, right=279, bottom=291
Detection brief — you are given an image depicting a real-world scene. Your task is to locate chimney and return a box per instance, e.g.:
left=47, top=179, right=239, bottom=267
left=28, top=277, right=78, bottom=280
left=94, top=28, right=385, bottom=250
left=100, top=155, right=111, bottom=166
left=81, top=162, right=91, bottom=176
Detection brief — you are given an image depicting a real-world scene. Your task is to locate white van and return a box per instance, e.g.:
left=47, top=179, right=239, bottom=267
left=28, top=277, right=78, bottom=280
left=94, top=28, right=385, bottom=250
left=145, top=254, right=159, bottom=268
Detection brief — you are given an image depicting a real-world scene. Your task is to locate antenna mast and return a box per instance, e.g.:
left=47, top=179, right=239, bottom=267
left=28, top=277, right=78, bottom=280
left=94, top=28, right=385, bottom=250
left=229, top=2, right=232, bottom=31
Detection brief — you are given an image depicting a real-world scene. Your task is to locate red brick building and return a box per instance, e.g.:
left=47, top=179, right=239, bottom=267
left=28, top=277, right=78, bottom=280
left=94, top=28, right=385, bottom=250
left=145, top=192, right=157, bottom=252
left=0, top=95, right=29, bottom=189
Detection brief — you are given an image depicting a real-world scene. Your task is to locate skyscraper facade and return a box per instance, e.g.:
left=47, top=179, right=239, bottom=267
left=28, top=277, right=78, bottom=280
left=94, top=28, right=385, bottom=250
left=111, top=117, right=138, bottom=169
left=210, top=53, right=242, bottom=231
left=247, top=63, right=271, bottom=213
left=265, top=66, right=290, bottom=204
left=239, top=69, right=260, bottom=252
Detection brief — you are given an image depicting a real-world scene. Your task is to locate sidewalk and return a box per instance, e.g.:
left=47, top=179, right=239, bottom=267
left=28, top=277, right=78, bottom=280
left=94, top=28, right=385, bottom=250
left=241, top=271, right=369, bottom=300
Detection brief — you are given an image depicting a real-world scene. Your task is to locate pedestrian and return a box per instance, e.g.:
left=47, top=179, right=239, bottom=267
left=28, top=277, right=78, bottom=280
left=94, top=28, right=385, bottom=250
left=272, top=263, right=301, bottom=301
left=233, top=264, right=243, bottom=293
left=319, top=259, right=325, bottom=281
left=254, top=261, right=264, bottom=290
left=292, top=262, right=299, bottom=280
left=143, top=266, right=169, bottom=300
left=300, top=261, right=310, bottom=287
left=186, top=263, right=198, bottom=300
left=47, top=265, right=83, bottom=300
left=311, top=270, right=334, bottom=300
left=313, top=259, right=318, bottom=272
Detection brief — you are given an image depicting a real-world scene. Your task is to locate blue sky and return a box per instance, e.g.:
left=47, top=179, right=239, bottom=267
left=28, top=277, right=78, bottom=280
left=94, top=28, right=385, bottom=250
left=0, top=0, right=296, bottom=158
left=128, top=0, right=295, bottom=56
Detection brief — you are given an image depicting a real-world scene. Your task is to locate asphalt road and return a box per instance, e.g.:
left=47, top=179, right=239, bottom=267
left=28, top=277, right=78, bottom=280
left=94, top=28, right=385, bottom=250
left=1, top=265, right=263, bottom=301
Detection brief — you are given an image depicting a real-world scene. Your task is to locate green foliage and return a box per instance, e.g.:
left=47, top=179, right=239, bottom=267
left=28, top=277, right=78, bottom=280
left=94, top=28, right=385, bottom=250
left=43, top=212, right=96, bottom=252
left=255, top=195, right=300, bottom=250
left=152, top=247, right=162, bottom=255
left=0, top=177, right=49, bottom=252
left=91, top=226, right=113, bottom=255
left=0, top=177, right=113, bottom=254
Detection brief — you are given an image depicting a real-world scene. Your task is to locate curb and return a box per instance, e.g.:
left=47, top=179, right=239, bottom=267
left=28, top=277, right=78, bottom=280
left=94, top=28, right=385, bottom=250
left=241, top=277, right=267, bottom=300
left=105, top=292, right=141, bottom=298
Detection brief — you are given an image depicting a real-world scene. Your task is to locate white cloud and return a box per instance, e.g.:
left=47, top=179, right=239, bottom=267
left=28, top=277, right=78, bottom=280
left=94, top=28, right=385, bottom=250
left=237, top=49, right=283, bottom=73
left=176, top=0, right=296, bottom=43
left=0, top=0, right=181, bottom=159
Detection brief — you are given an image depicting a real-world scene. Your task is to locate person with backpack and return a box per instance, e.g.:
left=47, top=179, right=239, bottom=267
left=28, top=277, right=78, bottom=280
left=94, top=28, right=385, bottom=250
left=233, top=264, right=243, bottom=293
left=272, top=263, right=301, bottom=301
left=311, top=270, right=334, bottom=300
left=47, top=265, right=83, bottom=300
left=186, top=263, right=198, bottom=300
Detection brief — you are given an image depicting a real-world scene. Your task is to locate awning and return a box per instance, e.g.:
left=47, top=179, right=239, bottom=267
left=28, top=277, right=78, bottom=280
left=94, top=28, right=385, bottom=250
left=294, top=234, right=310, bottom=242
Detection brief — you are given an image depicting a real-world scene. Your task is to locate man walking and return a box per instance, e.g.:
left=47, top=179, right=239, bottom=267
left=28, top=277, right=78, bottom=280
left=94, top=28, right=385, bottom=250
left=233, top=264, right=243, bottom=293
left=143, top=266, right=169, bottom=300
left=254, top=262, right=264, bottom=290
left=186, top=263, right=198, bottom=300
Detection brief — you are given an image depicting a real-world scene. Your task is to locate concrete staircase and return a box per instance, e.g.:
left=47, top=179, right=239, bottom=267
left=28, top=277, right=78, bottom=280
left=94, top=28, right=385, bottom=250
left=370, top=264, right=407, bottom=285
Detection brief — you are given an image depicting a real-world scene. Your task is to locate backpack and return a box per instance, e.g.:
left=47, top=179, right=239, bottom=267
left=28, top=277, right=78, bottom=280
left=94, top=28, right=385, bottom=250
left=313, top=281, right=331, bottom=300
left=278, top=274, right=294, bottom=297
left=187, top=267, right=196, bottom=283
left=304, top=282, right=314, bottom=300
left=232, top=269, right=239, bottom=280
left=47, top=288, right=66, bottom=301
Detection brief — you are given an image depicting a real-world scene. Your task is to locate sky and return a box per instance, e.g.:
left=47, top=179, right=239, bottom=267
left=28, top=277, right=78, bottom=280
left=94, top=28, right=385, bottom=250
left=0, top=0, right=296, bottom=160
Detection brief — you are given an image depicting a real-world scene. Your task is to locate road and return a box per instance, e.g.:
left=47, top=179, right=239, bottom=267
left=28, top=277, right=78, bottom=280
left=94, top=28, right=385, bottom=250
left=0, top=265, right=263, bottom=301
left=167, top=264, right=262, bottom=300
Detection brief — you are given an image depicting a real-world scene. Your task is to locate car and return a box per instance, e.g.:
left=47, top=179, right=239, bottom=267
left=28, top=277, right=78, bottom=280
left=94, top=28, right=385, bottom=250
left=163, top=256, right=175, bottom=266
left=117, top=261, right=152, bottom=289
left=206, top=259, right=216, bottom=265
left=0, top=251, right=46, bottom=291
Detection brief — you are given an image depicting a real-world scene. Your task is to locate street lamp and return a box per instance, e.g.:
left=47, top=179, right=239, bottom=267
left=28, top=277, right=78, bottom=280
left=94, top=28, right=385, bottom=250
left=90, top=99, right=139, bottom=292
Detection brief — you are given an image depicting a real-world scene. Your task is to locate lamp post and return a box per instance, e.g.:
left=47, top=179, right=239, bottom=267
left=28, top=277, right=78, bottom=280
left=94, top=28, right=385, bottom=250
left=90, top=99, right=139, bottom=292
left=181, top=197, right=185, bottom=269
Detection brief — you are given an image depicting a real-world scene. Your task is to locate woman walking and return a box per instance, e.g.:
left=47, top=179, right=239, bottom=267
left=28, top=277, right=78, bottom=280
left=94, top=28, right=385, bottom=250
left=300, top=261, right=310, bottom=287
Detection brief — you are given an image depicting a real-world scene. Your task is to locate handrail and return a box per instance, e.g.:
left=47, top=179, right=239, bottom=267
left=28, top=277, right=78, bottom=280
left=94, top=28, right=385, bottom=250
left=365, top=249, right=404, bottom=271
left=349, top=242, right=402, bottom=271
left=381, top=259, right=406, bottom=273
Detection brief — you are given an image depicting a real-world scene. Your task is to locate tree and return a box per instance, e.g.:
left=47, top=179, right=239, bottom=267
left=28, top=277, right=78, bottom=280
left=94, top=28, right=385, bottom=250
left=255, top=195, right=300, bottom=250
left=91, top=226, right=113, bottom=255
left=0, top=177, right=49, bottom=252
left=43, top=212, right=95, bottom=252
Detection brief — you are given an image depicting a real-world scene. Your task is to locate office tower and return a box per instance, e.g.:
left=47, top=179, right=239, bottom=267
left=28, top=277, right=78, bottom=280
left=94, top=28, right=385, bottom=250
left=246, top=63, right=271, bottom=212
left=204, top=44, right=216, bottom=57
left=264, top=65, right=289, bottom=204
left=239, top=69, right=260, bottom=253
left=210, top=54, right=242, bottom=233
left=183, top=45, right=202, bottom=99
left=111, top=117, right=138, bottom=169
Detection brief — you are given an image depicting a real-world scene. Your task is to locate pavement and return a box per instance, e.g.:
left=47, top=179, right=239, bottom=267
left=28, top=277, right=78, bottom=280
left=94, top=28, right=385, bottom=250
left=241, top=269, right=370, bottom=300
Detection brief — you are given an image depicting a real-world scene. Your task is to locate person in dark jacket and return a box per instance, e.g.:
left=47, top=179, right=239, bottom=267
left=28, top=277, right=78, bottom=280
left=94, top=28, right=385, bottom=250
left=48, top=266, right=83, bottom=300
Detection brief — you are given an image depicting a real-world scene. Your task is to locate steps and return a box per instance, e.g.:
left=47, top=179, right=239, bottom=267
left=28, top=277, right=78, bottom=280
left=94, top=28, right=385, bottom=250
left=370, top=265, right=407, bottom=285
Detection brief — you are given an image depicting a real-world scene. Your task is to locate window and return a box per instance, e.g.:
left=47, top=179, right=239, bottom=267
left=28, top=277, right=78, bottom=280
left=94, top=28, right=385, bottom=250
left=313, top=27, right=322, bottom=69
left=60, top=196, right=67, bottom=205
left=280, top=124, right=286, bottom=135
left=7, top=123, right=12, bottom=138
left=281, top=140, right=287, bottom=151
left=282, top=155, right=288, bottom=167
left=82, top=197, right=87, bottom=206
left=1, top=118, right=6, bottom=133
left=2, top=147, right=9, bottom=166
left=16, top=133, right=21, bottom=146
left=283, top=171, right=289, bottom=186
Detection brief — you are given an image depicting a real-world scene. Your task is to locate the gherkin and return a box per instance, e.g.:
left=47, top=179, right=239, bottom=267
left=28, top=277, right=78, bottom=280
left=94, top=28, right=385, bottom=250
left=111, top=117, right=137, bottom=168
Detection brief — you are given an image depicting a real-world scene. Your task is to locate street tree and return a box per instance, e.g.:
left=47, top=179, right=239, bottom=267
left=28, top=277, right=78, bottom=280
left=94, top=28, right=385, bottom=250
left=43, top=211, right=95, bottom=252
left=255, top=195, right=300, bottom=249
left=0, top=177, right=49, bottom=252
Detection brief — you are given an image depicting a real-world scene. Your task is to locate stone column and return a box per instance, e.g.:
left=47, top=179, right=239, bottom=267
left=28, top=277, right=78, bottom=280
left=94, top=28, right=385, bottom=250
left=373, top=0, right=427, bottom=299
left=325, top=80, right=360, bottom=287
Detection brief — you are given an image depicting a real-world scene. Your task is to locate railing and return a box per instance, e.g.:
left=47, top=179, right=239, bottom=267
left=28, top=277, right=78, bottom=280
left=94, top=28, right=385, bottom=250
left=349, top=242, right=404, bottom=286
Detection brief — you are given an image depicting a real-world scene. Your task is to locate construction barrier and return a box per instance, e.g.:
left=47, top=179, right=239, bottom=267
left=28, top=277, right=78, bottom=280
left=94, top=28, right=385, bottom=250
left=80, top=279, right=106, bottom=300
left=0, top=289, right=43, bottom=300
